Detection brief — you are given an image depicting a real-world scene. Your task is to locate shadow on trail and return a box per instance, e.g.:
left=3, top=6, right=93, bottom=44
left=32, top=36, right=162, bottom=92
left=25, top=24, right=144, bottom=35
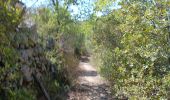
left=67, top=56, right=114, bottom=100
left=77, top=70, right=98, bottom=77
left=70, top=83, right=113, bottom=100
left=80, top=56, right=90, bottom=63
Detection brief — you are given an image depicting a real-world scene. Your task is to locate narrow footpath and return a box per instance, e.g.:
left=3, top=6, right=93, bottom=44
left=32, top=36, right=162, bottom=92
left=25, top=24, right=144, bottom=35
left=67, top=56, right=114, bottom=100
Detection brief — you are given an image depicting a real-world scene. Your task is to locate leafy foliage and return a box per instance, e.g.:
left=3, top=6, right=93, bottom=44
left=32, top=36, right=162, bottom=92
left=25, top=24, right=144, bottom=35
left=90, top=0, right=170, bottom=99
left=0, top=0, right=22, bottom=88
left=1, top=0, right=170, bottom=99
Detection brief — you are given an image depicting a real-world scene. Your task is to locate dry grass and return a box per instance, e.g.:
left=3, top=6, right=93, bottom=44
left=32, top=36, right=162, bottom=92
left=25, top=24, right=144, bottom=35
left=63, top=52, right=80, bottom=86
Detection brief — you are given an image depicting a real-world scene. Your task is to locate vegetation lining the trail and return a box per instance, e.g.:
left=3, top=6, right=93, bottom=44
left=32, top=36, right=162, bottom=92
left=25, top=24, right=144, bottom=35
left=89, top=0, right=170, bottom=99
left=0, top=0, right=84, bottom=99
left=0, top=0, right=170, bottom=99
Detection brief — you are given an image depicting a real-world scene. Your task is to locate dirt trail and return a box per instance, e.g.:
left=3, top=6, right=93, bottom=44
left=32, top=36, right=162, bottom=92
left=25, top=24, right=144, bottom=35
left=67, top=56, right=114, bottom=100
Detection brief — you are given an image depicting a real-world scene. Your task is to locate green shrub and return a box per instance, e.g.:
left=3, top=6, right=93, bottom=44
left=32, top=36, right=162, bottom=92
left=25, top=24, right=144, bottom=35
left=91, top=0, right=170, bottom=99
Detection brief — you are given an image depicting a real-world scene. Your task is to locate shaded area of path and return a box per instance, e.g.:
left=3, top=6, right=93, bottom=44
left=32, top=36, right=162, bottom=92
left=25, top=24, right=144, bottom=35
left=67, top=56, right=114, bottom=100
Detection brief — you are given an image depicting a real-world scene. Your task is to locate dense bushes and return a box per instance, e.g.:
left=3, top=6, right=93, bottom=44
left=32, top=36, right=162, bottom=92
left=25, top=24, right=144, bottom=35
left=0, top=0, right=22, bottom=68
left=0, top=0, right=22, bottom=93
left=2, top=0, right=170, bottom=99
left=0, top=0, right=85, bottom=99
left=91, top=0, right=170, bottom=99
left=30, top=4, right=85, bottom=99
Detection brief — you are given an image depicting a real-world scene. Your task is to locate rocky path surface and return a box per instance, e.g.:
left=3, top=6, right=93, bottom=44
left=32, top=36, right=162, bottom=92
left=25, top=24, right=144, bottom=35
left=67, top=56, right=114, bottom=100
